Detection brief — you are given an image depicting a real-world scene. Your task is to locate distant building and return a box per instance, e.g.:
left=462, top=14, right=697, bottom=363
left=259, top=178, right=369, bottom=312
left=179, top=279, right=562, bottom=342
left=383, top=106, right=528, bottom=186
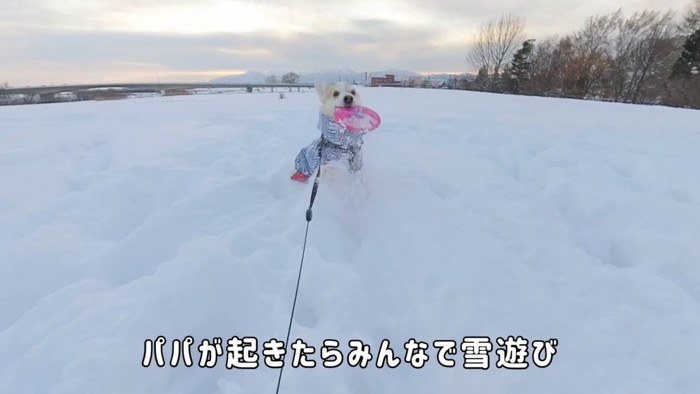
left=404, top=76, right=423, bottom=87
left=370, top=74, right=402, bottom=87
left=428, top=79, right=447, bottom=88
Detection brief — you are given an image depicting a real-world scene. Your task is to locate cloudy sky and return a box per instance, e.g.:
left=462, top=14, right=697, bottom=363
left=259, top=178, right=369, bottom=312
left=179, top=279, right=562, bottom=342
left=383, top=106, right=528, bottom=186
left=1, top=0, right=694, bottom=85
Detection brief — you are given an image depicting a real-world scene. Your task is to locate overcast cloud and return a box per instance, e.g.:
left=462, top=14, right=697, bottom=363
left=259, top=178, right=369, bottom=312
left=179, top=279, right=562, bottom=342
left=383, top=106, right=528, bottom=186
left=0, top=0, right=694, bottom=85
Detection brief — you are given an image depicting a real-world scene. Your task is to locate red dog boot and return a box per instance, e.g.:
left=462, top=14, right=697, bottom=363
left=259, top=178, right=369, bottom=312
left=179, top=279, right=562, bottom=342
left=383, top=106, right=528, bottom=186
left=290, top=170, right=309, bottom=183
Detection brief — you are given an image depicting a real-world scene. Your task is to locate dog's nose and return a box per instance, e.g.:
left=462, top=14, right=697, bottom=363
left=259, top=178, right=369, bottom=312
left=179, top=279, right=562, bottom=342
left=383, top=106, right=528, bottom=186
left=343, top=95, right=353, bottom=105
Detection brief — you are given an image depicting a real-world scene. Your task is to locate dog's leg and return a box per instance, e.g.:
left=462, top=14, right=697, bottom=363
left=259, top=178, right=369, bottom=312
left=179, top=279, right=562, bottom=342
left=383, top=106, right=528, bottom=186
left=292, top=139, right=322, bottom=181
left=348, top=148, right=363, bottom=173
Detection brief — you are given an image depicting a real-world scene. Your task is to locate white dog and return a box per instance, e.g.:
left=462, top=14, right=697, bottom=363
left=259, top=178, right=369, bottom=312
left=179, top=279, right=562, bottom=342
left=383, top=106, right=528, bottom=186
left=291, top=81, right=367, bottom=182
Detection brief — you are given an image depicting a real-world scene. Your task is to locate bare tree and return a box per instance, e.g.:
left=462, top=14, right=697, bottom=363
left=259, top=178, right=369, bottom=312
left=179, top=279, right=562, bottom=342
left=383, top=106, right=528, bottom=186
left=630, top=18, right=676, bottom=103
left=265, top=75, right=278, bottom=83
left=611, top=10, right=675, bottom=103
left=468, top=14, right=526, bottom=88
left=680, top=0, right=700, bottom=34
left=566, top=10, right=621, bottom=97
left=528, top=35, right=590, bottom=97
left=528, top=37, right=561, bottom=95
left=281, top=72, right=299, bottom=84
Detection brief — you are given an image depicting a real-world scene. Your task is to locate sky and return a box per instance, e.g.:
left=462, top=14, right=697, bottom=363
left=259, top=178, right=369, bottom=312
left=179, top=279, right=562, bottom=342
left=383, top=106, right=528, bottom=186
left=0, top=0, right=695, bottom=86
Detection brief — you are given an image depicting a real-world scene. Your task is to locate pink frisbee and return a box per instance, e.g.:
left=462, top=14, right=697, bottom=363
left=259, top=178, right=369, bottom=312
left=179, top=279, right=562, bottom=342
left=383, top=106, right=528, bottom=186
left=334, top=105, right=381, bottom=132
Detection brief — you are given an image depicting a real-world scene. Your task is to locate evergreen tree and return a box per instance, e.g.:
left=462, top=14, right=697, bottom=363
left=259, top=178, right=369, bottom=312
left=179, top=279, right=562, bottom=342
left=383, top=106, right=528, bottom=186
left=500, top=67, right=513, bottom=93
left=671, top=27, right=700, bottom=78
left=475, top=65, right=490, bottom=91
left=507, top=39, right=536, bottom=93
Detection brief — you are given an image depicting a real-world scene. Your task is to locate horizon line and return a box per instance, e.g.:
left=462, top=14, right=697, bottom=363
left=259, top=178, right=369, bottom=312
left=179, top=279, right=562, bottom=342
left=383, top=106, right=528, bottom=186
left=6, top=69, right=477, bottom=88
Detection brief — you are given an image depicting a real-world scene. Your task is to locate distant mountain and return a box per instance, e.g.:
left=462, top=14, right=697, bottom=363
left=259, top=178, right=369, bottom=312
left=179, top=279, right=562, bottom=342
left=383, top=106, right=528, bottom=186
left=422, top=73, right=457, bottom=80
left=212, top=69, right=444, bottom=85
left=213, top=71, right=271, bottom=84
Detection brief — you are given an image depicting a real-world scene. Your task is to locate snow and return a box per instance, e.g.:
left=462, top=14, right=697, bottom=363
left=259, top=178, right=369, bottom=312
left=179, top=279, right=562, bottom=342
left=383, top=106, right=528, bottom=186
left=1, top=88, right=700, bottom=394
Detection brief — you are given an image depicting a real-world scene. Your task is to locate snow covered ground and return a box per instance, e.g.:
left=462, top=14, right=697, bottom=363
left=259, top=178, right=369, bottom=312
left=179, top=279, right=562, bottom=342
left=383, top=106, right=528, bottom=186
left=1, top=88, right=699, bottom=394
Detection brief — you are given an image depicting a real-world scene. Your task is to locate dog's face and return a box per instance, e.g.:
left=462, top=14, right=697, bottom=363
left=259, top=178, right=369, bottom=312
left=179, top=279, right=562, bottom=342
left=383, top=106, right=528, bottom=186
left=315, top=81, right=361, bottom=118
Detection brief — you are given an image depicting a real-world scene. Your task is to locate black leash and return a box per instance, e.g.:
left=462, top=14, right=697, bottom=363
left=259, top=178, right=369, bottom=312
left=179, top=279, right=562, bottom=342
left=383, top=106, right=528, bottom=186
left=275, top=136, right=324, bottom=394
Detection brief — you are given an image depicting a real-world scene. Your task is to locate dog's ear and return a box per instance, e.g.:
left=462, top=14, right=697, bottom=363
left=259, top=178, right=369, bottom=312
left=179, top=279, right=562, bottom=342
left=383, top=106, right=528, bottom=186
left=315, top=81, right=329, bottom=102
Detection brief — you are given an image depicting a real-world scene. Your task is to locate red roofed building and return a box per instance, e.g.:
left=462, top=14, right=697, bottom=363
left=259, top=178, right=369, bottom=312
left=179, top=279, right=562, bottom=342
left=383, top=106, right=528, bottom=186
left=370, top=74, right=401, bottom=87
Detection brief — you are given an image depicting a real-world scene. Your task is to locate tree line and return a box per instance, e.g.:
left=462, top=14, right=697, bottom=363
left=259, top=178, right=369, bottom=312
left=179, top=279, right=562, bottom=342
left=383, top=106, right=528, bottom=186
left=465, top=1, right=700, bottom=109
left=265, top=72, right=300, bottom=84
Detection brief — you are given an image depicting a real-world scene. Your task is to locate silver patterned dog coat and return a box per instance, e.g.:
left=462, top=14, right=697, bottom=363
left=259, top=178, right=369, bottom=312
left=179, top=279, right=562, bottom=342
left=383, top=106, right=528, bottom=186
left=294, top=112, right=368, bottom=176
